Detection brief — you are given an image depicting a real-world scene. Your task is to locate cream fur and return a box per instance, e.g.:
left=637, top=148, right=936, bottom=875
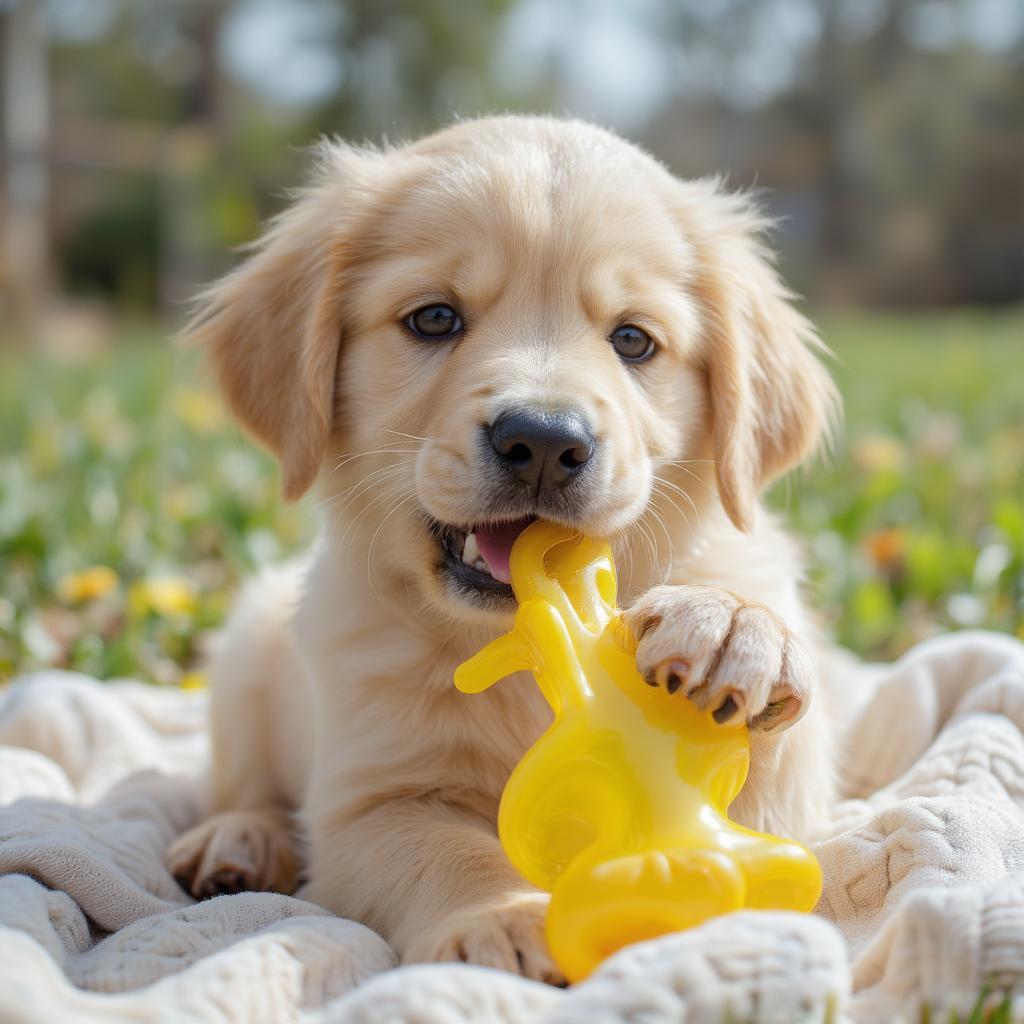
left=167, top=116, right=841, bottom=985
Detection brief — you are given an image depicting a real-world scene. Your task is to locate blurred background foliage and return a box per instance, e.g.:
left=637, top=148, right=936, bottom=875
left=0, top=0, right=1021, bottom=683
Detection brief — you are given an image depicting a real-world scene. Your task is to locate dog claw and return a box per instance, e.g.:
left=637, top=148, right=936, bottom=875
left=646, top=658, right=689, bottom=694
left=751, top=695, right=799, bottom=731
left=713, top=696, right=737, bottom=723
left=712, top=692, right=745, bottom=725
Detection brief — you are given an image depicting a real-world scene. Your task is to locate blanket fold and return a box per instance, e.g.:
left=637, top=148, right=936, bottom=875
left=1, top=630, right=1023, bottom=1023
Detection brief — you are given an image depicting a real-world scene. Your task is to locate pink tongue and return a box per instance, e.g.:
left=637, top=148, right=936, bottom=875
left=475, top=518, right=535, bottom=585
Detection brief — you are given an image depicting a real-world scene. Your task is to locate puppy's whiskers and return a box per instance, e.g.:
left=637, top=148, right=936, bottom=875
left=326, top=440, right=422, bottom=479
left=656, top=459, right=717, bottom=493
left=366, top=493, right=420, bottom=603
left=645, top=496, right=677, bottom=584
left=628, top=515, right=659, bottom=587
left=652, top=474, right=701, bottom=528
left=650, top=481, right=693, bottom=530
left=316, top=460, right=417, bottom=520
left=332, top=473, right=416, bottom=548
left=380, top=429, right=430, bottom=442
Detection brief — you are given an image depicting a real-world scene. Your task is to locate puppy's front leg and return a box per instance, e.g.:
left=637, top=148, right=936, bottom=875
left=624, top=584, right=835, bottom=840
left=305, top=799, right=565, bottom=984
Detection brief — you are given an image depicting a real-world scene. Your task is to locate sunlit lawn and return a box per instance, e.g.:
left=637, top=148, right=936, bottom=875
left=0, top=309, right=1022, bottom=684
left=788, top=309, right=1024, bottom=657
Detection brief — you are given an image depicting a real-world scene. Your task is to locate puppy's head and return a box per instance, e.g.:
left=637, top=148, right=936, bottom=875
left=187, top=117, right=837, bottom=624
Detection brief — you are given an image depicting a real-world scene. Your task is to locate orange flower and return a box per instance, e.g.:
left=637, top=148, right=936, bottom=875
left=863, top=528, right=907, bottom=572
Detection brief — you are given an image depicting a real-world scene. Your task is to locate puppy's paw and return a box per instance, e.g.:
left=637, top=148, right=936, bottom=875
left=625, top=584, right=812, bottom=732
left=404, top=892, right=565, bottom=985
left=167, top=808, right=300, bottom=900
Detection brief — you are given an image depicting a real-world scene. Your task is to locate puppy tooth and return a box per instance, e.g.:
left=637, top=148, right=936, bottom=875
left=462, top=532, right=481, bottom=566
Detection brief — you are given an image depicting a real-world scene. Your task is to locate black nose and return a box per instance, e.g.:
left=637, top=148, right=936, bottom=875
left=488, top=409, right=596, bottom=491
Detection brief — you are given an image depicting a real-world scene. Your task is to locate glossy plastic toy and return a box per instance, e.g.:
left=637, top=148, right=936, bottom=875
left=454, top=520, right=822, bottom=983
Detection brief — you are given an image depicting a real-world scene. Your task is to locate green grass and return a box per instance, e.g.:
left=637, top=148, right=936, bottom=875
left=0, top=325, right=311, bottom=684
left=1, top=309, right=1022, bottom=684
left=782, top=309, right=1024, bottom=658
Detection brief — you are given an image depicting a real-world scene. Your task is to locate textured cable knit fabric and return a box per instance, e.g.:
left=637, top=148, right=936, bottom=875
left=0, top=630, right=1022, bottom=1023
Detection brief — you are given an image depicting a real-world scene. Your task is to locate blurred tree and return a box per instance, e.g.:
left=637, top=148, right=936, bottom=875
left=2, top=0, right=1021, bottom=318
left=641, top=0, right=1024, bottom=304
left=304, top=0, right=547, bottom=138
left=37, top=0, right=539, bottom=315
left=1, top=0, right=51, bottom=332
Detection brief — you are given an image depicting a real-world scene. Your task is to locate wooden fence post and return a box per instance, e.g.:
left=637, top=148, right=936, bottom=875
left=2, top=0, right=50, bottom=338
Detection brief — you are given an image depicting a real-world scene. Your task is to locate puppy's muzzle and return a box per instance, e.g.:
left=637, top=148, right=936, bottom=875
left=487, top=408, right=596, bottom=494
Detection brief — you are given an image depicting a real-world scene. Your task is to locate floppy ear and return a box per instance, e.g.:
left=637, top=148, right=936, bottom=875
left=182, top=143, right=379, bottom=500
left=677, top=181, right=839, bottom=532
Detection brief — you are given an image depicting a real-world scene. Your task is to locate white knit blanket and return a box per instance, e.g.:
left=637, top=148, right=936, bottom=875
left=1, top=630, right=1023, bottom=1024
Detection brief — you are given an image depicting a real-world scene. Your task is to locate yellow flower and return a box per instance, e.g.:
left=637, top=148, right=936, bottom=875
left=129, top=576, right=197, bottom=618
left=165, top=484, right=210, bottom=522
left=170, top=388, right=226, bottom=436
left=179, top=671, right=207, bottom=690
left=57, top=566, right=118, bottom=604
left=852, top=436, right=907, bottom=474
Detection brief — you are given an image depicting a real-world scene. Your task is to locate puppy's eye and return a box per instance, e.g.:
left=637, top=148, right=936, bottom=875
left=610, top=325, right=656, bottom=364
left=405, top=304, right=463, bottom=340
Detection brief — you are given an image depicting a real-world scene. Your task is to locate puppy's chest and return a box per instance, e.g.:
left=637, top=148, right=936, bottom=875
left=323, top=643, right=552, bottom=806
left=441, top=669, right=554, bottom=791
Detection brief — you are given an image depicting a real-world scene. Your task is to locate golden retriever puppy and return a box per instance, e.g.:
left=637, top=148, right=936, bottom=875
left=168, top=115, right=840, bottom=984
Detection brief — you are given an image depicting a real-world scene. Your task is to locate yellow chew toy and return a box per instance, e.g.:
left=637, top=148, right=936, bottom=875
left=454, top=520, right=822, bottom=983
